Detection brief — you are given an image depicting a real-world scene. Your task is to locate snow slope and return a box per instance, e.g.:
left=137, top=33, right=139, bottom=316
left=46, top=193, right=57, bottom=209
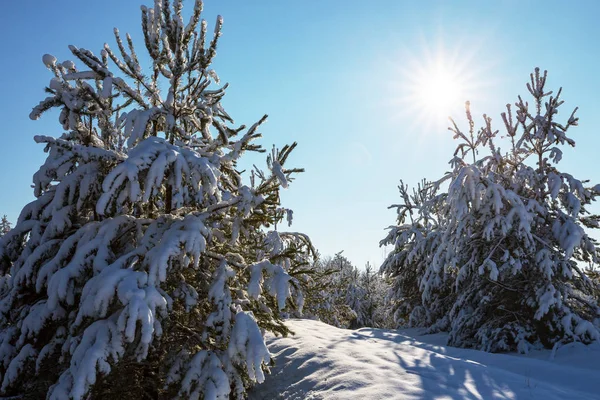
left=250, top=319, right=600, bottom=400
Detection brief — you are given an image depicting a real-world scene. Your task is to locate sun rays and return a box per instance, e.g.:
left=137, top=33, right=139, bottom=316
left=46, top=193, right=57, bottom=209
left=383, top=33, right=496, bottom=136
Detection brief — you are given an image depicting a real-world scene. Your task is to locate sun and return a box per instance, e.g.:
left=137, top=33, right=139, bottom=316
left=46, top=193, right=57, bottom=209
left=403, top=55, right=471, bottom=129
left=382, top=35, right=495, bottom=135
left=414, top=66, right=464, bottom=120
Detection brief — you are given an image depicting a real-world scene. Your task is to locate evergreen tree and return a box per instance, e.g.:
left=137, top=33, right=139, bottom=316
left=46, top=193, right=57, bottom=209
left=0, top=1, right=311, bottom=398
left=381, top=179, right=449, bottom=328
left=0, top=216, right=10, bottom=237
left=360, top=262, right=393, bottom=329
left=382, top=69, right=600, bottom=352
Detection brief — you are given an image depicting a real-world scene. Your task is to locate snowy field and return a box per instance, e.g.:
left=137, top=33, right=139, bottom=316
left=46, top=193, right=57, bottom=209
left=250, top=319, right=600, bottom=400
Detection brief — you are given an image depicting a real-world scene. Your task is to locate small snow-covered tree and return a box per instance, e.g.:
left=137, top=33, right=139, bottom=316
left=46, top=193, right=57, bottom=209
left=0, top=216, right=10, bottom=237
left=383, top=69, right=600, bottom=352
left=380, top=179, right=450, bottom=329
left=361, top=262, right=394, bottom=329
left=0, top=1, right=311, bottom=398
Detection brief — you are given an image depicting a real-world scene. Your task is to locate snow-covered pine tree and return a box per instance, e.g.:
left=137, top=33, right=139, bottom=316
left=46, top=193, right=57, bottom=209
left=382, top=69, right=600, bottom=352
left=0, top=216, right=10, bottom=237
left=360, top=262, right=393, bottom=329
left=0, top=1, right=312, bottom=398
left=358, top=263, right=375, bottom=327
left=380, top=179, right=450, bottom=329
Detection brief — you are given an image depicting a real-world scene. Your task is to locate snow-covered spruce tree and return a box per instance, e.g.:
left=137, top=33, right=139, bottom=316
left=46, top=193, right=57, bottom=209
left=0, top=1, right=312, bottom=398
left=358, top=262, right=393, bottom=329
left=380, top=179, right=451, bottom=329
left=344, top=263, right=367, bottom=329
left=0, top=216, right=10, bottom=237
left=382, top=69, right=600, bottom=352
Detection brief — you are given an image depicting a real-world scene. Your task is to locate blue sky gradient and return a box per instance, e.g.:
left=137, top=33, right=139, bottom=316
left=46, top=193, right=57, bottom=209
left=2, top=1, right=600, bottom=267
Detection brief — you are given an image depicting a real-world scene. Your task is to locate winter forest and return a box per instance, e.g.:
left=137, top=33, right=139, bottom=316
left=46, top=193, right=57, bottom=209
left=1, top=1, right=600, bottom=399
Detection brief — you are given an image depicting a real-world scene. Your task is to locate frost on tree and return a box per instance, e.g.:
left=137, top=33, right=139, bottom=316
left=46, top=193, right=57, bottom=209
left=0, top=1, right=313, bottom=398
left=382, top=69, right=600, bottom=352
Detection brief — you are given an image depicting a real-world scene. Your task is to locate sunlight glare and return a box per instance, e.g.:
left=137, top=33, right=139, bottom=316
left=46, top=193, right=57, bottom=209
left=415, top=66, right=463, bottom=120
left=382, top=35, right=496, bottom=137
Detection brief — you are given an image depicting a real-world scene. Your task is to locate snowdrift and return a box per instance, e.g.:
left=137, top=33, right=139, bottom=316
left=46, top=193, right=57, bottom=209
left=250, top=319, right=600, bottom=399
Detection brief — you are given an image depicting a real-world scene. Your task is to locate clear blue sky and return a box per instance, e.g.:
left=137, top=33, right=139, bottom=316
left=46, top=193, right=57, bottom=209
left=2, top=1, right=600, bottom=268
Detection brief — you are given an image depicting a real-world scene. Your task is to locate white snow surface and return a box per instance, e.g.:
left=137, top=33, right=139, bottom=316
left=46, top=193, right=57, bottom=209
left=250, top=319, right=600, bottom=400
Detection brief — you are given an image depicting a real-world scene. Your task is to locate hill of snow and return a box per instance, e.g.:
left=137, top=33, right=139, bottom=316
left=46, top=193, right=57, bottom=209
left=250, top=319, right=600, bottom=400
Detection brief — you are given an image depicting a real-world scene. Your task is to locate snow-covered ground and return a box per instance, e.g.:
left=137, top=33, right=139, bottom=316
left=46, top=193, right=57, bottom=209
left=250, top=319, right=600, bottom=400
